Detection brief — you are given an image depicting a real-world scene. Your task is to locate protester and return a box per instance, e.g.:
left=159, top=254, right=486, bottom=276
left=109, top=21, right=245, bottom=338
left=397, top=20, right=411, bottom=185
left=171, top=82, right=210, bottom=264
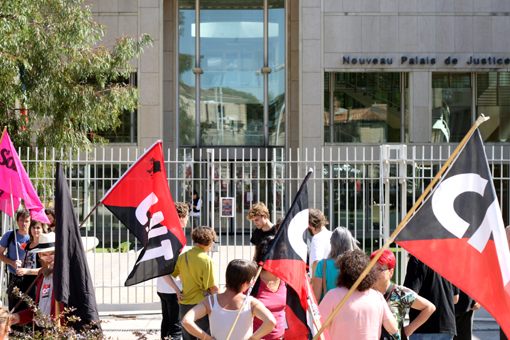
left=172, top=226, right=220, bottom=340
left=370, top=249, right=435, bottom=340
left=251, top=236, right=287, bottom=340
left=12, top=232, right=64, bottom=327
left=308, top=209, right=332, bottom=278
left=319, top=249, right=398, bottom=339
left=0, top=307, right=13, bottom=340
left=454, top=291, right=480, bottom=340
left=0, top=209, right=31, bottom=312
left=16, top=220, right=49, bottom=301
left=312, top=227, right=358, bottom=302
left=273, top=216, right=284, bottom=233
left=247, top=203, right=275, bottom=247
left=45, top=207, right=56, bottom=232
left=182, top=259, right=276, bottom=340
left=404, top=255, right=460, bottom=340
left=187, top=190, right=202, bottom=229
left=157, top=202, right=189, bottom=340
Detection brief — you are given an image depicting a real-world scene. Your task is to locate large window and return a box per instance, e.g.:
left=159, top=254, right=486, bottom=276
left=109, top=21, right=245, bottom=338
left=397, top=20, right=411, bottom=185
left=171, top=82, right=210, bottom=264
left=431, top=73, right=472, bottom=143
left=477, top=72, right=510, bottom=142
left=178, top=0, right=285, bottom=147
left=324, top=73, right=408, bottom=143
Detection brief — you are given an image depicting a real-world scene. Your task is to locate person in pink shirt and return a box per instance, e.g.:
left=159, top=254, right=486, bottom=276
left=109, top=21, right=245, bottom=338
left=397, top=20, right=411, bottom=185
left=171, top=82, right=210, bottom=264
left=319, top=250, right=398, bottom=340
left=251, top=236, right=286, bottom=340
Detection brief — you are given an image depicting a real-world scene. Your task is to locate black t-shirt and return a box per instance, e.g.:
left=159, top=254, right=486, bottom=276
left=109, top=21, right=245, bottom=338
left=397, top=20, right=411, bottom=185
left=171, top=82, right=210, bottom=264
left=404, top=256, right=460, bottom=335
left=250, top=227, right=276, bottom=246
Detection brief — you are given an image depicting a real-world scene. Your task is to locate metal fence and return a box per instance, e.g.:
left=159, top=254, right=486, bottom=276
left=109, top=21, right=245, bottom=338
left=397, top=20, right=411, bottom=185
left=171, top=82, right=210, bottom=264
left=1, top=144, right=509, bottom=311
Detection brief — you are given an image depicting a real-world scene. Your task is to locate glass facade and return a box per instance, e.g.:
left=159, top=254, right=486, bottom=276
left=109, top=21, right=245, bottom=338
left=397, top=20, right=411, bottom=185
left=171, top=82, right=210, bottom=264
left=477, top=72, right=510, bottom=142
left=431, top=73, right=472, bottom=143
left=324, top=72, right=408, bottom=143
left=178, top=0, right=285, bottom=147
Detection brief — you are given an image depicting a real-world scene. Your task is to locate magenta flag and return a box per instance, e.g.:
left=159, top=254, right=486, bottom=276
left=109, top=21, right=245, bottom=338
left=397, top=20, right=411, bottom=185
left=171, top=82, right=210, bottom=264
left=0, top=129, right=50, bottom=224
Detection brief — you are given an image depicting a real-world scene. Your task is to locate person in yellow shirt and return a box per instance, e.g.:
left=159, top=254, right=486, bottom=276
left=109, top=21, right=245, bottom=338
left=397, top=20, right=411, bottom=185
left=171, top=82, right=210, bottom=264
left=172, top=226, right=220, bottom=340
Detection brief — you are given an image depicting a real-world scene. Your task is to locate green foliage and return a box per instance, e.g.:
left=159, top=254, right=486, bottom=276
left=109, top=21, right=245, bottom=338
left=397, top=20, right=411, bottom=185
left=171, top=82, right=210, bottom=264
left=0, top=0, right=153, bottom=151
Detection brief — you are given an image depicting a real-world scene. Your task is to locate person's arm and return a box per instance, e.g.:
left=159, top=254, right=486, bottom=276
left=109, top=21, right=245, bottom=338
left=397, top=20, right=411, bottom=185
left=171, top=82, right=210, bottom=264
left=163, top=275, right=184, bottom=300
left=312, top=276, right=323, bottom=302
left=249, top=299, right=276, bottom=340
left=0, top=245, right=20, bottom=268
left=195, top=198, right=202, bottom=211
left=182, top=299, right=216, bottom=340
left=310, top=260, right=319, bottom=281
left=453, top=294, right=459, bottom=304
left=404, top=295, right=436, bottom=337
left=208, top=286, right=220, bottom=294
left=382, top=317, right=399, bottom=335
left=471, top=302, right=481, bottom=311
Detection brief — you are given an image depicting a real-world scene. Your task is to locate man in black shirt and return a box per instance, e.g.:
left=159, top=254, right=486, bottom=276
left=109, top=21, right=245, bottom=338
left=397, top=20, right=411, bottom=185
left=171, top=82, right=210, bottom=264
left=404, top=255, right=460, bottom=340
left=247, top=202, right=275, bottom=247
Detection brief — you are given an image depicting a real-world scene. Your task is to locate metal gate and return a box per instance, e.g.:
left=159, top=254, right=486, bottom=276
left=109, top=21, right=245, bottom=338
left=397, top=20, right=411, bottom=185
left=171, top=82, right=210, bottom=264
left=1, top=144, right=508, bottom=311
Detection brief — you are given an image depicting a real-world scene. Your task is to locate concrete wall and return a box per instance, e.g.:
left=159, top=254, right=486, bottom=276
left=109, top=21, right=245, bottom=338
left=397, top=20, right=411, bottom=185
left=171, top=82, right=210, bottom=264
left=86, top=0, right=165, bottom=152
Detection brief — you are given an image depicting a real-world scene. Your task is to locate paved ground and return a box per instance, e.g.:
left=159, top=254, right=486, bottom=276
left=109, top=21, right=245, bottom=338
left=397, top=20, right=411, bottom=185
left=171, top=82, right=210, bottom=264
left=100, top=307, right=505, bottom=340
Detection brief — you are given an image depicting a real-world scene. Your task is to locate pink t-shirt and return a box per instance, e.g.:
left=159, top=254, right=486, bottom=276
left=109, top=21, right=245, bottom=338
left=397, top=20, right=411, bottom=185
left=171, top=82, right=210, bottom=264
left=253, top=280, right=286, bottom=339
left=319, top=287, right=395, bottom=340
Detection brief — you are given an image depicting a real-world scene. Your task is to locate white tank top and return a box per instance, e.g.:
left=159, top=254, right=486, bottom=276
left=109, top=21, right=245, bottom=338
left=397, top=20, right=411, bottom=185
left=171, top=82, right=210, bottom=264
left=208, top=294, right=253, bottom=340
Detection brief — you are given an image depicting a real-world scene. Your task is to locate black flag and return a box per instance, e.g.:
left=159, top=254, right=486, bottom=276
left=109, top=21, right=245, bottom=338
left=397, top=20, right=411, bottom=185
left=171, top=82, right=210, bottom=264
left=53, top=162, right=100, bottom=329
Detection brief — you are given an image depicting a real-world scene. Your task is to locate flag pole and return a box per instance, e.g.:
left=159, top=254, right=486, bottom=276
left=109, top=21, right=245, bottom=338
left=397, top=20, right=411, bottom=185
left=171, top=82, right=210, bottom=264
left=0, top=127, right=6, bottom=146
left=9, top=179, right=19, bottom=262
left=225, top=265, right=264, bottom=340
left=79, top=201, right=101, bottom=229
left=312, top=114, right=490, bottom=340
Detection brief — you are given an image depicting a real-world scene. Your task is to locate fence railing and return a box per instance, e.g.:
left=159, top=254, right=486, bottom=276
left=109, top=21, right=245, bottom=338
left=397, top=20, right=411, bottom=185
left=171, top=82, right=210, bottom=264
left=1, top=144, right=508, bottom=310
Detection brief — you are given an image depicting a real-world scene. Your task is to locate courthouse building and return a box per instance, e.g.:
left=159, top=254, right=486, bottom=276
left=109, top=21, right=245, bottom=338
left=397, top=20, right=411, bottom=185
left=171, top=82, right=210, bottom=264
left=84, top=0, right=510, bottom=229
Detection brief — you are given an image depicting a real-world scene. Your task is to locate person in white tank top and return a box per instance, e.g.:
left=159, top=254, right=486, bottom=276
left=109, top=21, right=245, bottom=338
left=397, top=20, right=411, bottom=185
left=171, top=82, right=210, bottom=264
left=182, top=259, right=276, bottom=340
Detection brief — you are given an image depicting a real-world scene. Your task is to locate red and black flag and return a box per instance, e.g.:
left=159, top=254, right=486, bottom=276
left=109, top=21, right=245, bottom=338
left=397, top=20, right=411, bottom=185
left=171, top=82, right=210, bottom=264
left=261, top=169, right=320, bottom=340
left=54, top=163, right=100, bottom=330
left=100, top=141, right=186, bottom=286
left=395, top=129, right=510, bottom=336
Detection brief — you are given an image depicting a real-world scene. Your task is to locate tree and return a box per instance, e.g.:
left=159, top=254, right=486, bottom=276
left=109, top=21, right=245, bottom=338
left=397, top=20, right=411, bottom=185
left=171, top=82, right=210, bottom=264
left=0, top=0, right=153, bottom=150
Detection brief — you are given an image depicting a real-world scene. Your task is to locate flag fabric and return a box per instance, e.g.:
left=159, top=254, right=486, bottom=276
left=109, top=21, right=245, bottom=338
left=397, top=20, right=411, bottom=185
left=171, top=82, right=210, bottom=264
left=100, top=141, right=186, bottom=286
left=395, top=129, right=510, bottom=336
left=0, top=129, right=49, bottom=223
left=261, top=169, right=320, bottom=339
left=53, top=162, right=100, bottom=329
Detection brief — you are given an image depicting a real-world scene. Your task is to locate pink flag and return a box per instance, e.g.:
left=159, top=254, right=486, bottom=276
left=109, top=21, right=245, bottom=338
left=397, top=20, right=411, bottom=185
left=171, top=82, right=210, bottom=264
left=0, top=129, right=50, bottom=224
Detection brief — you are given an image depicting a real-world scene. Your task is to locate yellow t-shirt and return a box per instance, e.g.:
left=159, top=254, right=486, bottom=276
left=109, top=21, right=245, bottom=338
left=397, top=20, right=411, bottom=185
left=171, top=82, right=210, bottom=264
left=172, top=245, right=217, bottom=305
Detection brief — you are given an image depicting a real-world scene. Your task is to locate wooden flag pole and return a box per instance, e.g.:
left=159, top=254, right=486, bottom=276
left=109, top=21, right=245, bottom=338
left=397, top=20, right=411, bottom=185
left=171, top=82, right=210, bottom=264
left=225, top=265, right=264, bottom=340
left=312, top=115, right=490, bottom=340
left=79, top=202, right=101, bottom=229
left=0, top=127, right=6, bottom=146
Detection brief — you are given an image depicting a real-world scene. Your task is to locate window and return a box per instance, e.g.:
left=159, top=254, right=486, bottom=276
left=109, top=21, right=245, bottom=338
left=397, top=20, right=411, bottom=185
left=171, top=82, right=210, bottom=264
left=178, top=0, right=285, bottom=147
left=431, top=73, right=471, bottom=143
left=95, top=73, right=138, bottom=143
left=477, top=72, right=510, bottom=142
left=324, top=72, right=408, bottom=143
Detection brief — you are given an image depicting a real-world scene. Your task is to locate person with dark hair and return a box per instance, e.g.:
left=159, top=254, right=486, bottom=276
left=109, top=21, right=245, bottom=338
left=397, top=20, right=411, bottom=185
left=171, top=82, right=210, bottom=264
left=319, top=250, right=398, bottom=339
left=273, top=217, right=285, bottom=233
left=308, top=209, right=332, bottom=278
left=16, top=220, right=49, bottom=301
left=251, top=236, right=287, bottom=340
left=44, top=207, right=56, bottom=232
left=312, top=227, right=358, bottom=302
left=187, top=190, right=202, bottom=229
left=182, top=259, right=276, bottom=340
left=172, top=226, right=220, bottom=340
left=0, top=209, right=31, bottom=312
left=371, top=249, right=435, bottom=340
left=157, top=202, right=190, bottom=340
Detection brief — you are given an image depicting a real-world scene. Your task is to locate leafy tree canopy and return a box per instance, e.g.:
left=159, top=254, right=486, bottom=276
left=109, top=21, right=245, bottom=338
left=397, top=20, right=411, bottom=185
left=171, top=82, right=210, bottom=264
left=0, top=0, right=153, bottom=150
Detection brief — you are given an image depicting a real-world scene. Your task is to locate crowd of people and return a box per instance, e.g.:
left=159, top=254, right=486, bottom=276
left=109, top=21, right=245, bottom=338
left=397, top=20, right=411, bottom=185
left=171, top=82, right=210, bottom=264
left=154, top=200, right=498, bottom=340
left=0, top=198, right=506, bottom=340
